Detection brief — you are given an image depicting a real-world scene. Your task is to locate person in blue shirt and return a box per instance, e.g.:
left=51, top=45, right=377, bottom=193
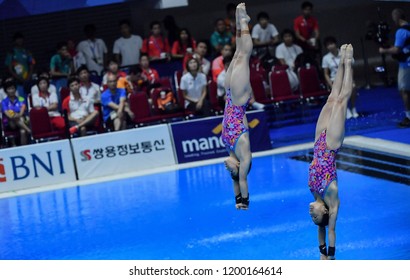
left=101, top=73, right=134, bottom=131
left=379, top=8, right=410, bottom=128
left=1, top=78, right=31, bottom=146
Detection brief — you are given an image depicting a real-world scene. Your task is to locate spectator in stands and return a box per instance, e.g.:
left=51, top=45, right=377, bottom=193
left=141, top=21, right=171, bottom=61
left=293, top=1, right=320, bottom=55
left=32, top=76, right=65, bottom=131
left=180, top=57, right=211, bottom=116
left=30, top=69, right=57, bottom=97
left=140, top=53, right=160, bottom=87
left=50, top=41, right=74, bottom=95
left=171, top=28, right=196, bottom=59
left=182, top=41, right=211, bottom=76
left=122, top=66, right=145, bottom=94
left=210, top=18, right=233, bottom=56
left=66, top=76, right=99, bottom=136
left=275, top=29, right=303, bottom=91
left=67, top=39, right=86, bottom=71
left=224, top=3, right=237, bottom=35
left=212, top=44, right=233, bottom=82
left=1, top=78, right=31, bottom=146
left=4, top=32, right=35, bottom=99
left=102, top=58, right=127, bottom=89
left=77, top=24, right=108, bottom=75
left=77, top=65, right=101, bottom=104
left=163, top=15, right=180, bottom=46
left=251, top=12, right=279, bottom=58
left=0, top=78, right=6, bottom=103
left=101, top=73, right=134, bottom=131
left=113, top=19, right=143, bottom=67
left=323, top=36, right=359, bottom=119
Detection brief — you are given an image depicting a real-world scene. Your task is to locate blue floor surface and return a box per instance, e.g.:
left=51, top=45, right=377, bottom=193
left=0, top=150, right=409, bottom=260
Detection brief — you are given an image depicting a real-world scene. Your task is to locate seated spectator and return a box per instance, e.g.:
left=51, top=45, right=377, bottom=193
left=275, top=29, right=303, bottom=91
left=77, top=24, right=108, bottom=75
left=182, top=41, right=211, bottom=76
left=157, top=89, right=179, bottom=113
left=113, top=19, right=143, bottom=67
left=211, top=44, right=233, bottom=82
left=251, top=12, right=279, bottom=58
left=171, top=28, right=197, bottom=59
left=180, top=58, right=211, bottom=116
left=31, top=76, right=65, bottom=131
left=122, top=66, right=145, bottom=94
left=1, top=78, right=31, bottom=146
left=0, top=78, right=6, bottom=102
left=66, top=76, right=99, bottom=136
left=50, top=41, right=74, bottom=95
left=322, top=36, right=359, bottom=119
left=30, top=69, right=57, bottom=97
left=140, top=54, right=161, bottom=88
left=141, top=21, right=171, bottom=61
left=77, top=65, right=101, bottom=104
left=101, top=73, right=134, bottom=131
left=67, top=39, right=86, bottom=72
left=102, top=59, right=127, bottom=88
left=210, top=18, right=233, bottom=56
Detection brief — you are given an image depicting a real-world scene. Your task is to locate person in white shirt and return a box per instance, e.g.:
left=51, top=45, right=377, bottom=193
left=275, top=29, right=303, bottom=91
left=113, top=20, right=143, bottom=67
left=77, top=24, right=108, bottom=75
left=322, top=36, right=358, bottom=119
left=30, top=70, right=57, bottom=97
left=66, top=76, right=99, bottom=136
left=77, top=65, right=101, bottom=104
left=251, top=12, right=279, bottom=58
left=180, top=57, right=210, bottom=116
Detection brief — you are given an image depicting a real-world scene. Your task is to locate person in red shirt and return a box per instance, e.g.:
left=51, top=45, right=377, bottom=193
left=141, top=21, right=170, bottom=61
left=140, top=53, right=160, bottom=86
left=293, top=1, right=320, bottom=52
left=171, top=28, right=197, bottom=59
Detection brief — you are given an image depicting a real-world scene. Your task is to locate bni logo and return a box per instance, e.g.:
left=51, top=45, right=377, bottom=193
left=0, top=158, right=6, bottom=183
left=181, top=118, right=260, bottom=153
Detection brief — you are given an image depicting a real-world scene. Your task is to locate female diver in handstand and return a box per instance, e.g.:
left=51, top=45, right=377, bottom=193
left=222, top=3, right=252, bottom=210
left=308, top=44, right=354, bottom=260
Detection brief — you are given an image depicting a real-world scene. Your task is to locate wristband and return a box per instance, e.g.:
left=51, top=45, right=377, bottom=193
left=319, top=243, right=327, bottom=256
left=328, top=246, right=335, bottom=257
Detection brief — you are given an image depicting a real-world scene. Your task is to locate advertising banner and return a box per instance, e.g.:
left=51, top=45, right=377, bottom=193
left=171, top=110, right=272, bottom=163
left=0, top=140, right=76, bottom=193
left=71, top=125, right=176, bottom=180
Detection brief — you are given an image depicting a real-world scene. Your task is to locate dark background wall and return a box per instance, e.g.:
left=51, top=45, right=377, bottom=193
left=1, top=0, right=409, bottom=86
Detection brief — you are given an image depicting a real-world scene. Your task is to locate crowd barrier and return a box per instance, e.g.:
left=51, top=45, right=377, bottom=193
left=0, top=110, right=271, bottom=193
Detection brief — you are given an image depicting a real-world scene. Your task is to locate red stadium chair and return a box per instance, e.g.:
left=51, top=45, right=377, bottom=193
left=128, top=92, right=163, bottom=127
left=298, top=65, right=329, bottom=101
left=208, top=80, right=224, bottom=115
left=150, top=88, right=184, bottom=121
left=269, top=70, right=302, bottom=105
left=29, top=107, right=66, bottom=142
left=250, top=74, right=274, bottom=105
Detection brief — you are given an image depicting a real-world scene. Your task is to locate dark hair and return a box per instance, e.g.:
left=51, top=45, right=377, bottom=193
left=196, top=40, right=208, bottom=48
left=214, top=18, right=225, bottom=26
left=119, top=19, right=131, bottom=27
left=67, top=76, right=80, bottom=87
left=12, top=32, right=24, bottom=41
left=84, top=24, right=96, bottom=36
left=3, top=79, right=16, bottom=90
left=140, top=53, right=149, bottom=60
left=257, top=12, right=270, bottom=21
left=317, top=213, right=329, bottom=227
left=37, top=68, right=50, bottom=78
left=76, top=65, right=89, bottom=75
left=301, top=1, right=313, bottom=9
left=323, top=36, right=337, bottom=47
left=129, top=65, right=142, bottom=75
left=281, top=28, right=295, bottom=39
left=150, top=21, right=161, bottom=29
left=178, top=28, right=194, bottom=49
left=223, top=56, right=232, bottom=67
left=185, top=57, right=200, bottom=72
left=393, top=8, right=406, bottom=20
left=36, top=76, right=50, bottom=87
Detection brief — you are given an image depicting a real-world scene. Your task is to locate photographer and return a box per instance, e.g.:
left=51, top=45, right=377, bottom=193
left=379, top=8, right=410, bottom=128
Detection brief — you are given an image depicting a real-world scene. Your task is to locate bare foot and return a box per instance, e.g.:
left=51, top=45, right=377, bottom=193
left=235, top=4, right=241, bottom=31
left=345, top=44, right=353, bottom=64
left=237, top=3, right=250, bottom=23
left=339, top=44, right=348, bottom=64
left=224, top=157, right=239, bottom=176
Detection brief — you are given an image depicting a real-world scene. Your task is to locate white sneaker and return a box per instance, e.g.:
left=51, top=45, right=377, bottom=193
left=351, top=108, right=359, bottom=118
left=346, top=108, right=353, bottom=119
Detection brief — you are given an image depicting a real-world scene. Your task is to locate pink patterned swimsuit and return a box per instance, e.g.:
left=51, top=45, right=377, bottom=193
left=308, top=130, right=339, bottom=199
left=221, top=89, right=250, bottom=152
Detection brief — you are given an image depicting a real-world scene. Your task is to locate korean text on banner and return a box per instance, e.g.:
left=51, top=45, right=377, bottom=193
left=71, top=124, right=176, bottom=180
left=0, top=140, right=76, bottom=193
